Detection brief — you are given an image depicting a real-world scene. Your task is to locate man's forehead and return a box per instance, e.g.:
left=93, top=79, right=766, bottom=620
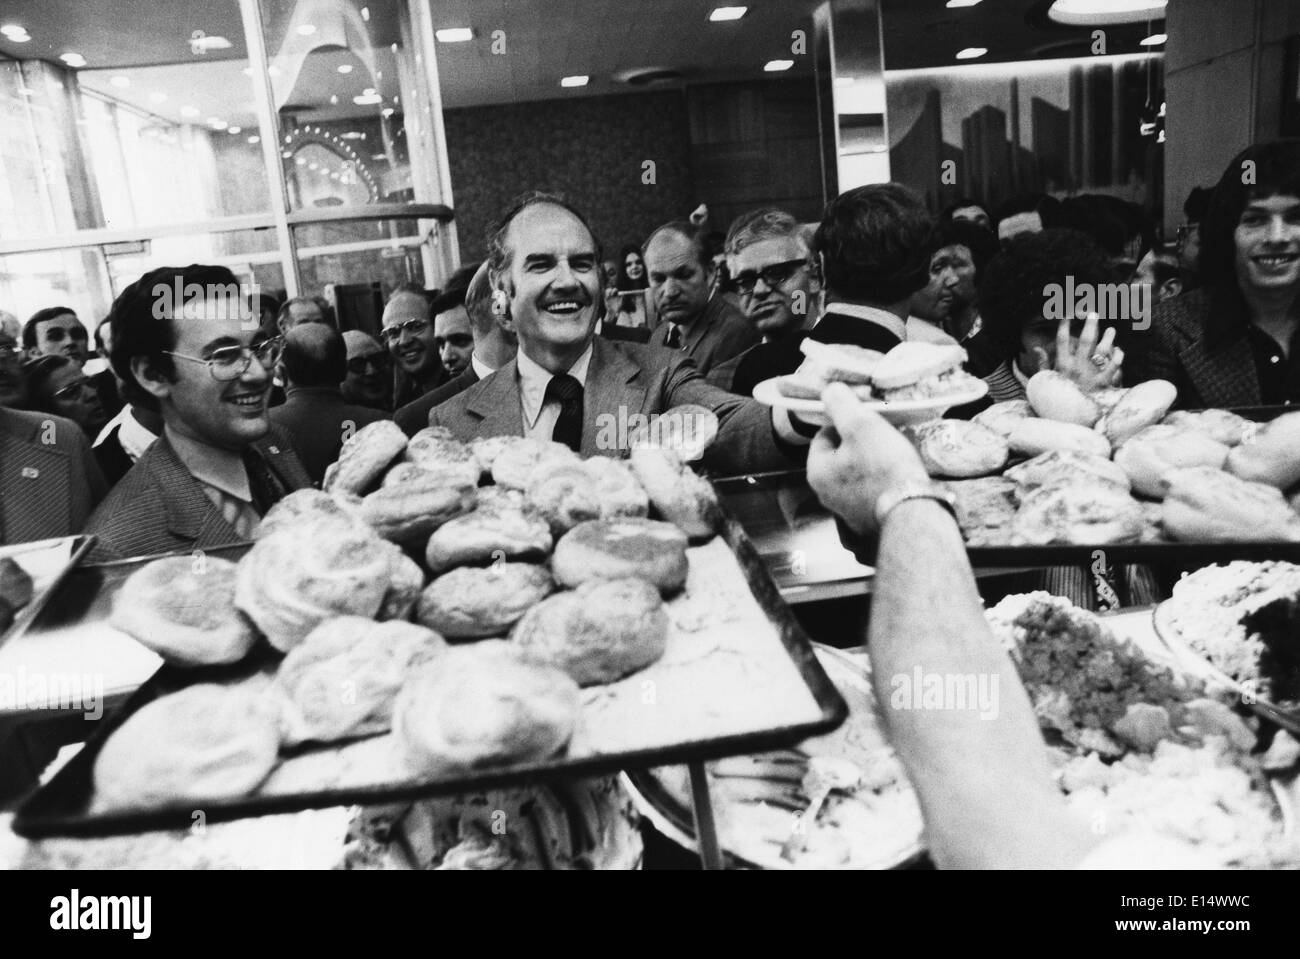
left=507, top=204, right=595, bottom=257
left=41, top=313, right=79, bottom=327
left=172, top=306, right=257, bottom=346
left=934, top=243, right=972, bottom=263
left=729, top=236, right=806, bottom=272
left=1244, top=194, right=1300, bottom=212
left=434, top=306, right=471, bottom=332
left=382, top=293, right=429, bottom=327
left=290, top=301, right=323, bottom=318
left=645, top=231, right=701, bottom=269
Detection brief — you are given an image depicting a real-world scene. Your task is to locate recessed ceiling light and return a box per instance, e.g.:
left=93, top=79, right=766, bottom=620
left=295, top=157, right=306, bottom=166
left=6, top=31, right=31, bottom=42
left=353, top=93, right=383, bottom=105
left=149, top=91, right=167, bottom=103
left=560, top=75, right=589, bottom=87
left=1140, top=33, right=1167, bottom=45
left=330, top=94, right=339, bottom=104
left=110, top=76, right=131, bottom=88
left=228, top=126, right=241, bottom=134
left=381, top=108, right=394, bottom=117
left=297, top=24, right=317, bottom=36
left=248, top=135, right=260, bottom=144
left=59, top=52, right=86, bottom=68
left=337, top=64, right=353, bottom=74
left=180, top=105, right=200, bottom=118
left=435, top=27, right=473, bottom=43
left=1047, top=0, right=1166, bottom=26
left=191, top=34, right=231, bottom=52
left=342, top=131, right=365, bottom=140
left=946, top=0, right=982, bottom=6
left=361, top=6, right=370, bottom=22
left=955, top=47, right=987, bottom=59
left=764, top=59, right=794, bottom=72
left=208, top=117, right=227, bottom=129
left=1, top=24, right=27, bottom=37
left=362, top=87, right=376, bottom=96
left=709, top=6, right=747, bottom=21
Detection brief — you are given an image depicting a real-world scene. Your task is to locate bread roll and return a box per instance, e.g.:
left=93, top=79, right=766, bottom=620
left=1113, top=424, right=1230, bottom=499
left=255, top=488, right=366, bottom=540
left=1010, top=484, right=1144, bottom=545
left=552, top=518, right=690, bottom=594
left=1091, top=387, right=1129, bottom=415
left=1005, top=450, right=1131, bottom=495
left=417, top=563, right=555, bottom=639
left=424, top=504, right=553, bottom=573
left=525, top=461, right=604, bottom=534
left=325, top=420, right=408, bottom=495
left=972, top=400, right=1033, bottom=437
left=403, top=427, right=482, bottom=488
left=511, top=578, right=669, bottom=686
left=110, top=556, right=257, bottom=667
left=235, top=517, right=394, bottom=652
left=490, top=437, right=579, bottom=490
left=941, top=477, right=1018, bottom=545
left=92, top=684, right=280, bottom=811
left=1026, top=370, right=1101, bottom=427
left=909, top=419, right=1009, bottom=478
left=377, top=541, right=424, bottom=621
left=1162, top=466, right=1300, bottom=542
left=1162, top=409, right=1256, bottom=447
left=360, top=472, right=476, bottom=542
left=627, top=447, right=720, bottom=541
left=1099, top=379, right=1177, bottom=447
left=1007, top=417, right=1111, bottom=459
left=468, top=435, right=516, bottom=477
left=393, top=641, right=579, bottom=775
left=275, top=617, right=446, bottom=746
left=1224, top=411, right=1300, bottom=489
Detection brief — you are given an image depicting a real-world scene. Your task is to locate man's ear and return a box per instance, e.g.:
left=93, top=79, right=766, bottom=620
left=130, top=355, right=173, bottom=402
left=1159, top=278, right=1182, bottom=302
left=491, top=282, right=516, bottom=334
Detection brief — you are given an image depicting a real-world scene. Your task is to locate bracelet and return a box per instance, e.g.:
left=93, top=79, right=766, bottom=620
left=873, top=483, right=958, bottom=529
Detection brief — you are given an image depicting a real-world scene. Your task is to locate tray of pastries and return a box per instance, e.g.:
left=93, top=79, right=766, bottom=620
left=13, top=417, right=846, bottom=839
left=0, top=536, right=94, bottom=653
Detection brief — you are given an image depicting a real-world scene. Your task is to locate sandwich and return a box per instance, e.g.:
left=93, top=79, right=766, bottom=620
left=869, top=342, right=980, bottom=403
left=774, top=339, right=883, bottom=400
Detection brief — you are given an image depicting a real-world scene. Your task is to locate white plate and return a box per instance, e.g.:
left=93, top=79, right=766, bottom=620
left=752, top=377, right=989, bottom=426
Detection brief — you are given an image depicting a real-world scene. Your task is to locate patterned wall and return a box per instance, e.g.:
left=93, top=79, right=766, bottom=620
left=443, top=90, right=697, bottom=264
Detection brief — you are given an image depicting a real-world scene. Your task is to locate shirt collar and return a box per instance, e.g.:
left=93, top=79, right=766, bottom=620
left=516, top=342, right=594, bottom=430
left=1011, top=359, right=1030, bottom=389
left=820, top=302, right=908, bottom=341
left=164, top=424, right=252, bottom=504
left=471, top=352, right=495, bottom=380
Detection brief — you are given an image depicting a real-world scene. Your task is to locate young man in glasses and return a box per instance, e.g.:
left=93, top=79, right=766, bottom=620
left=341, top=330, right=393, bottom=411
left=708, top=208, right=821, bottom=396
left=85, top=265, right=311, bottom=562
left=23, top=306, right=90, bottom=369
left=381, top=289, right=446, bottom=408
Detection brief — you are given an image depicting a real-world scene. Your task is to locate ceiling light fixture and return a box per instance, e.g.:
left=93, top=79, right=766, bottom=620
left=0, top=24, right=27, bottom=37
left=435, top=28, right=474, bottom=43
left=342, top=131, right=365, bottom=139
left=297, top=24, right=317, bottom=36
left=248, top=135, right=260, bottom=144
left=353, top=93, right=383, bottom=105
left=1047, top=0, right=1166, bottom=26
left=1140, top=33, right=1167, bottom=45
left=764, top=59, right=794, bottom=71
left=190, top=34, right=231, bottom=52
left=955, top=47, right=987, bottom=59
left=59, top=52, right=86, bottom=68
left=946, top=0, right=981, bottom=7
left=6, top=31, right=31, bottom=42
left=560, top=75, right=589, bottom=87
left=208, top=117, right=227, bottom=129
left=337, top=64, right=353, bottom=73
left=381, top=108, right=394, bottom=117
left=709, top=7, right=747, bottom=21
left=361, top=7, right=370, bottom=22
left=228, top=126, right=241, bottom=134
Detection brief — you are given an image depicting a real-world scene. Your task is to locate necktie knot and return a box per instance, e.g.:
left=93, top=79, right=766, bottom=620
left=545, top=373, right=583, bottom=452
left=545, top=373, right=583, bottom=404
left=665, top=324, right=683, bottom=349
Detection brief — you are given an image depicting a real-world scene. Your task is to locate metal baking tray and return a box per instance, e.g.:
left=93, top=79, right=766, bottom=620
left=12, top=516, right=848, bottom=839
left=0, top=535, right=95, bottom=652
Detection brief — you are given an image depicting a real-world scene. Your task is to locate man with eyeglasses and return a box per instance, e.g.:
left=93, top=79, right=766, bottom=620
left=0, top=328, right=106, bottom=545
left=644, top=221, right=759, bottom=376
left=381, top=289, right=447, bottom=409
left=707, top=208, right=821, bottom=397
left=85, top=265, right=312, bottom=562
left=23, top=307, right=90, bottom=369
left=341, top=330, right=393, bottom=411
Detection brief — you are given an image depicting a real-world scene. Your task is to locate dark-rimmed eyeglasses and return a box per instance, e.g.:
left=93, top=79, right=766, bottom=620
left=380, top=318, right=430, bottom=344
left=164, top=337, right=283, bottom=382
left=346, top=353, right=390, bottom=375
left=729, top=259, right=809, bottom=296
left=52, top=377, right=96, bottom=402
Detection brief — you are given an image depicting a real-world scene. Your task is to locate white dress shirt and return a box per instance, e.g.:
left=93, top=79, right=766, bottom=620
left=165, top=425, right=260, bottom=539
left=515, top=343, right=595, bottom=440
left=471, top=353, right=495, bottom=381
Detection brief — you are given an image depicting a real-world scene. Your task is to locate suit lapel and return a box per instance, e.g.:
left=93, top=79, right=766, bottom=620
left=146, top=436, right=238, bottom=545
left=682, top=310, right=711, bottom=358
left=0, top=416, right=71, bottom=543
left=1179, top=335, right=1261, bottom=407
left=581, top=339, right=645, bottom=457
left=464, top=361, right=526, bottom=439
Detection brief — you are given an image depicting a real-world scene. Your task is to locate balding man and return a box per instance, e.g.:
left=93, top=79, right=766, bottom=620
left=644, top=221, right=758, bottom=375
left=394, top=262, right=518, bottom=435
left=269, top=324, right=389, bottom=484
left=381, top=289, right=445, bottom=408
left=341, top=329, right=392, bottom=411
left=276, top=296, right=330, bottom=333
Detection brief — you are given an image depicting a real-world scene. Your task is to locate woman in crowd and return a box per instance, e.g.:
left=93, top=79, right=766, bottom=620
left=605, top=243, right=656, bottom=329
left=21, top=353, right=109, bottom=439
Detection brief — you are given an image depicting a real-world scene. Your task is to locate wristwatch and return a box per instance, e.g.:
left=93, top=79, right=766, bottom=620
left=873, top=482, right=958, bottom=529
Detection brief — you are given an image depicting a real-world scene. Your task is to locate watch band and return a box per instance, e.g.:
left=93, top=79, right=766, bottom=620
left=873, top=483, right=958, bottom=529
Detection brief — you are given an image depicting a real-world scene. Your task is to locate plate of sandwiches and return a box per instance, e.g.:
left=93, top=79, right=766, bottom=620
left=752, top=340, right=988, bottom=426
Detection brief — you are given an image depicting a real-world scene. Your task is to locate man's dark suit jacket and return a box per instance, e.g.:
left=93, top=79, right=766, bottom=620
left=427, top=336, right=796, bottom=477
left=0, top=407, right=107, bottom=545
left=394, top=366, right=479, bottom=436
left=1125, top=288, right=1270, bottom=408
left=269, top=386, right=389, bottom=484
left=84, top=425, right=312, bottom=562
left=646, top=295, right=759, bottom=376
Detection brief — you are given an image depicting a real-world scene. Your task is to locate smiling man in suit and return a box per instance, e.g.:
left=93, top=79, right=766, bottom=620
left=428, top=193, right=808, bottom=475
left=85, top=265, right=312, bottom=561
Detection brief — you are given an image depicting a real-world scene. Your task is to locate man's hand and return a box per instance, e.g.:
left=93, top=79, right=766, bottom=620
left=807, top=383, right=930, bottom=535
left=1034, top=313, right=1124, bottom=393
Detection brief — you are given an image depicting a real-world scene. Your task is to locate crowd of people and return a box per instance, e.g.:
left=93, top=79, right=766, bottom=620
left=1, top=136, right=1297, bottom=868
